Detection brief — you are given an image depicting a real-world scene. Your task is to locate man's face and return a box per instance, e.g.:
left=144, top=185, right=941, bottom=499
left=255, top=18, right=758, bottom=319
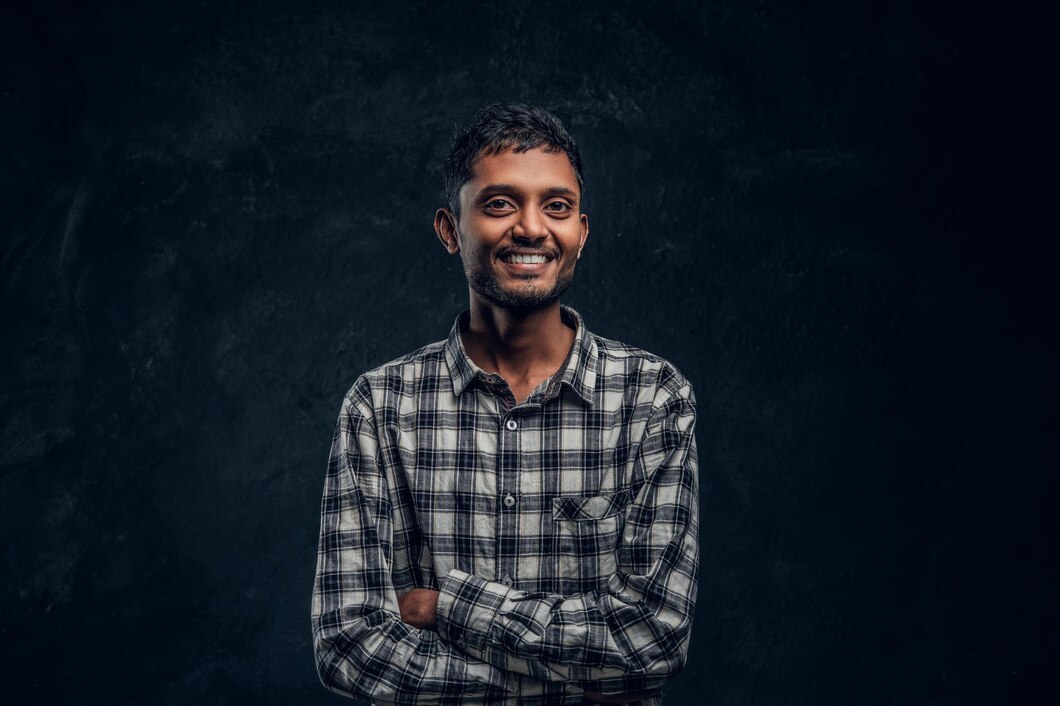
left=436, top=146, right=589, bottom=311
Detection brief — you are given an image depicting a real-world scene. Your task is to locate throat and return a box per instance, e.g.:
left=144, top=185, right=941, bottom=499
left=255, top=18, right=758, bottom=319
left=460, top=299, right=577, bottom=400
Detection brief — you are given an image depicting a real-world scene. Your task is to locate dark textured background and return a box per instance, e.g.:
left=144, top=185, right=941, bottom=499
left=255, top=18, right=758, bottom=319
left=1, top=0, right=1055, bottom=704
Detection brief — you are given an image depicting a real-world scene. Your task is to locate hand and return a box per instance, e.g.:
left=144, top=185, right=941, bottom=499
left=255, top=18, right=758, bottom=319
left=397, top=588, right=439, bottom=629
left=582, top=689, right=659, bottom=704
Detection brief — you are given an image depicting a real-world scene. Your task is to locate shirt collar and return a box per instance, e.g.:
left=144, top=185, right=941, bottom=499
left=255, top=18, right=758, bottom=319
left=443, top=304, right=597, bottom=406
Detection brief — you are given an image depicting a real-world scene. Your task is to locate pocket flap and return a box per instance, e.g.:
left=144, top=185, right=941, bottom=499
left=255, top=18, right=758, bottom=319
left=552, top=491, right=628, bottom=521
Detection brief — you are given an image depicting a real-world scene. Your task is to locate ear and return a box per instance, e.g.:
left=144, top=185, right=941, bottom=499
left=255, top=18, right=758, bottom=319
left=434, top=208, right=460, bottom=254
left=576, top=212, right=589, bottom=259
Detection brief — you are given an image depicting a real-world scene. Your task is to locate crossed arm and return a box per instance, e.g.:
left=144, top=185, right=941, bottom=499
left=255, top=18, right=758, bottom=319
left=395, top=591, right=655, bottom=705
left=311, top=381, right=700, bottom=704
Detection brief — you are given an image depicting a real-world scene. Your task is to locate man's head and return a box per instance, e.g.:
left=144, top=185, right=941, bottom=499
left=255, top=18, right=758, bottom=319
left=435, top=104, right=589, bottom=313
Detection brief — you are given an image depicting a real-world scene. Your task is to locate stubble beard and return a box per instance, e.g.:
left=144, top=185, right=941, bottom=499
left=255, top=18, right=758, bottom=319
left=465, top=258, right=577, bottom=313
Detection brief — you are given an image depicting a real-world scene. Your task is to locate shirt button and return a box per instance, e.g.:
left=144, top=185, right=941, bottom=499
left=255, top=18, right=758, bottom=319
left=503, top=493, right=516, bottom=508
left=505, top=419, right=518, bottom=431
left=501, top=575, right=513, bottom=588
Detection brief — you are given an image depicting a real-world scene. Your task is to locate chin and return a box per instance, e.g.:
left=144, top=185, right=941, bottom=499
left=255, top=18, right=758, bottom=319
left=469, top=269, right=575, bottom=311
left=499, top=291, right=558, bottom=310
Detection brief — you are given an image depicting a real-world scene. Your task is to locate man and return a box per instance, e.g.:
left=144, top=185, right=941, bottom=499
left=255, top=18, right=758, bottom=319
left=312, top=104, right=699, bottom=705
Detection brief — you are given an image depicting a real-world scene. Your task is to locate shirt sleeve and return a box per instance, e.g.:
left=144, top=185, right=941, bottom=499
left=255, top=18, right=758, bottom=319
left=311, top=385, right=581, bottom=704
left=434, top=379, right=700, bottom=696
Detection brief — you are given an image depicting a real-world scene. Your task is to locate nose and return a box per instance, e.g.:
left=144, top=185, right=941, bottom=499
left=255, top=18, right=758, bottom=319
left=511, top=207, right=548, bottom=243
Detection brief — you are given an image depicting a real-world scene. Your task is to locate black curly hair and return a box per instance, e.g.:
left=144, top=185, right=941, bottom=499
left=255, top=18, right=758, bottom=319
left=443, top=103, right=584, bottom=217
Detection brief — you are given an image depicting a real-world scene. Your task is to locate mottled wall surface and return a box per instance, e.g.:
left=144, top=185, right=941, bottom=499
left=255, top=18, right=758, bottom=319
left=1, top=1, right=1055, bottom=704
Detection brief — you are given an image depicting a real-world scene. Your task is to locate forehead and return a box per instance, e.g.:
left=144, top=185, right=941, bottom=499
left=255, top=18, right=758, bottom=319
left=464, top=146, right=579, bottom=195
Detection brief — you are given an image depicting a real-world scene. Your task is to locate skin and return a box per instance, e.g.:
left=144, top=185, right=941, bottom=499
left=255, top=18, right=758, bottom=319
left=434, top=146, right=589, bottom=405
left=401, top=146, right=655, bottom=705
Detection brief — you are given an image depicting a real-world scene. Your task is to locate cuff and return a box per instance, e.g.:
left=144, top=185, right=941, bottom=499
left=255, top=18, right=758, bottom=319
left=436, top=569, right=510, bottom=652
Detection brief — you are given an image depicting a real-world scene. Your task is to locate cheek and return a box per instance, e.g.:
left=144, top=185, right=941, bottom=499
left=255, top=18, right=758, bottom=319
left=459, top=244, right=492, bottom=273
left=563, top=234, right=585, bottom=259
left=454, top=235, right=481, bottom=260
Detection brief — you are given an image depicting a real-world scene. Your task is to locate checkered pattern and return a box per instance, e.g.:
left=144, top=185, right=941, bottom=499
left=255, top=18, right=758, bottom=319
left=312, top=306, right=699, bottom=705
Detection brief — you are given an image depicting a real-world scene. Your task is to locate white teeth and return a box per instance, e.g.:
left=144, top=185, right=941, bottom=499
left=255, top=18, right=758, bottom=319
left=508, top=254, right=548, bottom=264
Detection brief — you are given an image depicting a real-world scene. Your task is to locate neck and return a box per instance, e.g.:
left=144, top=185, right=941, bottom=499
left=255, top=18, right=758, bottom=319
left=461, top=293, right=574, bottom=379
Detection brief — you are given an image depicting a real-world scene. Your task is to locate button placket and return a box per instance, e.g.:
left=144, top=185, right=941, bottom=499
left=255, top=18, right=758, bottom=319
left=496, top=409, right=521, bottom=600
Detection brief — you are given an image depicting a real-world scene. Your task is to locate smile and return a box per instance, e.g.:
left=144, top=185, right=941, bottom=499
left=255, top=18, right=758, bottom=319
left=502, top=253, right=551, bottom=264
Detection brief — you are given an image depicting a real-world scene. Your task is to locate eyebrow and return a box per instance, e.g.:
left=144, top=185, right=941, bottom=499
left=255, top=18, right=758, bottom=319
left=475, top=184, right=579, bottom=201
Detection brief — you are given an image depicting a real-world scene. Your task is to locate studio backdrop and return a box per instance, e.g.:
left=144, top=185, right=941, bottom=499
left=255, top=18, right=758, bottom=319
left=1, top=1, right=1055, bottom=704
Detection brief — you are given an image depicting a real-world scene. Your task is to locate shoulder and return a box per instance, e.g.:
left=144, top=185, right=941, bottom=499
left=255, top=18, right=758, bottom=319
left=590, top=333, right=696, bottom=409
left=341, top=339, right=449, bottom=412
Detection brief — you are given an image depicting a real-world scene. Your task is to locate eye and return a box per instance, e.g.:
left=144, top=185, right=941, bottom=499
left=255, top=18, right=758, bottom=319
left=484, top=198, right=514, bottom=212
left=545, top=201, right=573, bottom=213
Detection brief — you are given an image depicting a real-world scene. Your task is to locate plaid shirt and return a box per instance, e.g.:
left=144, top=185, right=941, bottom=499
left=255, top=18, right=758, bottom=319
left=312, top=305, right=699, bottom=705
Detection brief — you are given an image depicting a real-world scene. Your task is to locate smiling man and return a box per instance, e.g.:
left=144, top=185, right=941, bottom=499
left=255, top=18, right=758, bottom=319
left=312, top=104, right=700, bottom=705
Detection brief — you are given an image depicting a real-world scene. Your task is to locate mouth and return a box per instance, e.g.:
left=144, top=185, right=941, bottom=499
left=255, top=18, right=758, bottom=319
left=498, top=250, right=556, bottom=275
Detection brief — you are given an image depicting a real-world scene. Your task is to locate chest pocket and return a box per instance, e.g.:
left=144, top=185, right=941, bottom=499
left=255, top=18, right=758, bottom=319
left=551, top=490, right=629, bottom=592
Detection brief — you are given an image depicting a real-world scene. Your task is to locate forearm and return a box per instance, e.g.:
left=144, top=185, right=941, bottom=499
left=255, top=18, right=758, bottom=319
left=435, top=532, right=696, bottom=687
left=394, top=588, right=654, bottom=700
left=313, top=529, right=584, bottom=702
left=317, top=608, right=604, bottom=705
left=314, top=606, right=510, bottom=703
